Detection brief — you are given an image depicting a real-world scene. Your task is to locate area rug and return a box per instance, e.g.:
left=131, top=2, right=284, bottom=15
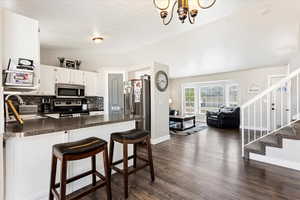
left=170, top=125, right=208, bottom=136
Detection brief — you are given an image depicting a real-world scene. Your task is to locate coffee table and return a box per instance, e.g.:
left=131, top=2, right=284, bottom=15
left=169, top=115, right=196, bottom=131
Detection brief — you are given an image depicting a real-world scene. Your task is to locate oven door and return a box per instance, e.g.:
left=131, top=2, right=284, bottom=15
left=56, top=84, right=85, bottom=98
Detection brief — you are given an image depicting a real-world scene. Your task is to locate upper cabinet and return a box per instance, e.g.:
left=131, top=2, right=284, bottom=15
left=70, top=70, right=84, bottom=85
left=84, top=71, right=97, bottom=96
left=55, top=67, right=70, bottom=84
left=38, top=65, right=56, bottom=96
left=1, top=9, right=40, bottom=91
left=37, top=65, right=102, bottom=97
left=1, top=10, right=40, bottom=68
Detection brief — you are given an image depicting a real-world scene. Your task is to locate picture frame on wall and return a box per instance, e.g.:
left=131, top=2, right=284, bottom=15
left=248, top=83, right=260, bottom=94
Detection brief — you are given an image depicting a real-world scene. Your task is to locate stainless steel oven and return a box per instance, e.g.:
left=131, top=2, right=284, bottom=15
left=55, top=83, right=85, bottom=98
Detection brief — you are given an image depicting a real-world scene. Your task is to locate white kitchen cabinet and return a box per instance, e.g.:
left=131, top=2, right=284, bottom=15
left=70, top=69, right=84, bottom=85
left=84, top=71, right=97, bottom=96
left=38, top=65, right=56, bottom=95
left=38, top=65, right=103, bottom=96
left=2, top=9, right=40, bottom=69
left=1, top=9, right=40, bottom=91
left=55, top=67, right=70, bottom=84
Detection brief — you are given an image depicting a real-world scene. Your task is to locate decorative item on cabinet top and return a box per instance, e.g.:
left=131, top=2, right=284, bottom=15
left=57, top=57, right=82, bottom=70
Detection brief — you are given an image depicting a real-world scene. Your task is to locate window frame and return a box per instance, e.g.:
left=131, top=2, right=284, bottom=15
left=198, top=85, right=225, bottom=114
left=182, top=86, right=198, bottom=115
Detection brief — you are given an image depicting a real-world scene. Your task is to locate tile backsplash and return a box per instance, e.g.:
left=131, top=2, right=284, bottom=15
left=4, top=95, right=104, bottom=113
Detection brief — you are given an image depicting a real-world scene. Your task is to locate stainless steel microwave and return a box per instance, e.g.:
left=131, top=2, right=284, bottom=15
left=55, top=83, right=85, bottom=98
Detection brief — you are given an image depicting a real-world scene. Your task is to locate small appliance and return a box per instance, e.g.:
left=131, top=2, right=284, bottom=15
left=41, top=97, right=52, bottom=114
left=55, top=83, right=85, bottom=99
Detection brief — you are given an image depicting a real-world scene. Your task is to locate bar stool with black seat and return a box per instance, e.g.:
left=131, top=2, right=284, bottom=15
left=49, top=137, right=111, bottom=200
left=109, top=129, right=155, bottom=199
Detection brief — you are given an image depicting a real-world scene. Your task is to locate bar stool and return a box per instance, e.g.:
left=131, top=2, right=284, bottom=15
left=109, top=129, right=155, bottom=199
left=49, top=137, right=111, bottom=200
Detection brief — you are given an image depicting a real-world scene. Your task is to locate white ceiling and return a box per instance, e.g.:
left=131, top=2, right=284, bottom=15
left=1, top=0, right=259, bottom=53
left=1, top=0, right=300, bottom=78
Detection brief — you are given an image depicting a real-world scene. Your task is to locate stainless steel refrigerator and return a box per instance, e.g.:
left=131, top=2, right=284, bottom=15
left=124, top=75, right=151, bottom=132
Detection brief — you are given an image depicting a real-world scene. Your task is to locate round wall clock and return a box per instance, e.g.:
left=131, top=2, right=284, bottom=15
left=155, top=70, right=168, bottom=92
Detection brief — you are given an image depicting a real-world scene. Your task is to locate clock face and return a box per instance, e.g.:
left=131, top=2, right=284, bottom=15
left=155, top=71, right=168, bottom=92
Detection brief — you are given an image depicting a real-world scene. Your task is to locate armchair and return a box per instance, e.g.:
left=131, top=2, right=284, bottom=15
left=206, top=107, right=240, bottom=128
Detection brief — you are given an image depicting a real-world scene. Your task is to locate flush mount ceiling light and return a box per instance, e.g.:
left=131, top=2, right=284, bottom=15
left=153, top=0, right=216, bottom=25
left=92, top=36, right=104, bottom=44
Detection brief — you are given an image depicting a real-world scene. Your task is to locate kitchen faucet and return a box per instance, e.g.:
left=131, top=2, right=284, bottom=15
left=5, top=94, right=24, bottom=122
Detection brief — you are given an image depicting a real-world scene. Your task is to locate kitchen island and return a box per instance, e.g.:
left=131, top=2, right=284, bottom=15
left=5, top=114, right=138, bottom=200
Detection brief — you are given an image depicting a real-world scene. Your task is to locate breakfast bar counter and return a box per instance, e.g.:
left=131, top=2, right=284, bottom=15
left=4, top=114, right=138, bottom=200
left=5, top=114, right=138, bottom=138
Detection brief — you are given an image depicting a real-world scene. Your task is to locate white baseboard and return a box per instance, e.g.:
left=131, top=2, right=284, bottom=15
left=250, top=153, right=300, bottom=171
left=151, top=135, right=170, bottom=145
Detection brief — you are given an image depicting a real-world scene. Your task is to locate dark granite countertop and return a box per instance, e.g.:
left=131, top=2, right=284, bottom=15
left=5, top=114, right=139, bottom=138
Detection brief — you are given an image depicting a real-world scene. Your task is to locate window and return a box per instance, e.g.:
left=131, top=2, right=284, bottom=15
left=199, top=86, right=225, bottom=113
left=184, top=88, right=196, bottom=114
left=182, top=82, right=239, bottom=117
left=228, top=85, right=239, bottom=106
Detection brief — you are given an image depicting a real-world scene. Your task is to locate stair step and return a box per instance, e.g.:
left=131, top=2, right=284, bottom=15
left=245, top=142, right=265, bottom=155
left=259, top=135, right=281, bottom=148
left=277, top=125, right=300, bottom=139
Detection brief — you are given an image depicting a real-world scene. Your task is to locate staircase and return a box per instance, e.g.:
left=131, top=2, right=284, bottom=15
left=241, top=66, right=300, bottom=169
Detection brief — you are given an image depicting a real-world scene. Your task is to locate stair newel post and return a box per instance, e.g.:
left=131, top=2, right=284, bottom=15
left=241, top=107, right=245, bottom=158
left=260, top=98, right=263, bottom=137
left=281, top=83, right=284, bottom=127
left=297, top=74, right=299, bottom=119
left=254, top=103, right=256, bottom=140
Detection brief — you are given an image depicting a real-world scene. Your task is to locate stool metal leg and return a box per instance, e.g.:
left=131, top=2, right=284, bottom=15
left=49, top=154, right=57, bottom=200
left=103, top=145, right=112, bottom=200
left=123, top=143, right=129, bottom=199
left=146, top=136, right=155, bottom=182
left=60, top=159, right=67, bottom=200
left=91, top=155, right=96, bottom=186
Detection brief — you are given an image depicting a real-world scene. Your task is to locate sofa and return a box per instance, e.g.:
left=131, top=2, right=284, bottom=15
left=206, top=107, right=240, bottom=128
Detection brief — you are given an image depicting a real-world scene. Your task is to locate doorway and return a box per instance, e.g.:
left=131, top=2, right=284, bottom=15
left=268, top=75, right=290, bottom=129
left=108, top=73, right=124, bottom=115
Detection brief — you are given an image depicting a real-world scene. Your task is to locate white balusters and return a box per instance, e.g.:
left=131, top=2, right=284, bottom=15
left=241, top=66, right=300, bottom=157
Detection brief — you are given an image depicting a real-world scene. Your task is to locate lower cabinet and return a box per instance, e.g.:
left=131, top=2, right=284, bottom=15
left=5, top=121, right=135, bottom=200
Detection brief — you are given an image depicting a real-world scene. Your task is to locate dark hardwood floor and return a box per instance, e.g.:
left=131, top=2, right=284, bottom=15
left=83, top=127, right=300, bottom=200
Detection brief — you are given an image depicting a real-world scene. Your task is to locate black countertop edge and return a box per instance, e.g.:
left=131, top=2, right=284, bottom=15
left=4, top=114, right=141, bottom=139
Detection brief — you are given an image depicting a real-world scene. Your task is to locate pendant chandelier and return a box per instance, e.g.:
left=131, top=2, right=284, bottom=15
left=153, top=0, right=216, bottom=25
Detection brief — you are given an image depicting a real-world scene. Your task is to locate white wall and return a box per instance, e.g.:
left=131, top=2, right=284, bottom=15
left=41, top=48, right=130, bottom=71
left=150, top=62, right=170, bottom=144
left=170, top=65, right=288, bottom=114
